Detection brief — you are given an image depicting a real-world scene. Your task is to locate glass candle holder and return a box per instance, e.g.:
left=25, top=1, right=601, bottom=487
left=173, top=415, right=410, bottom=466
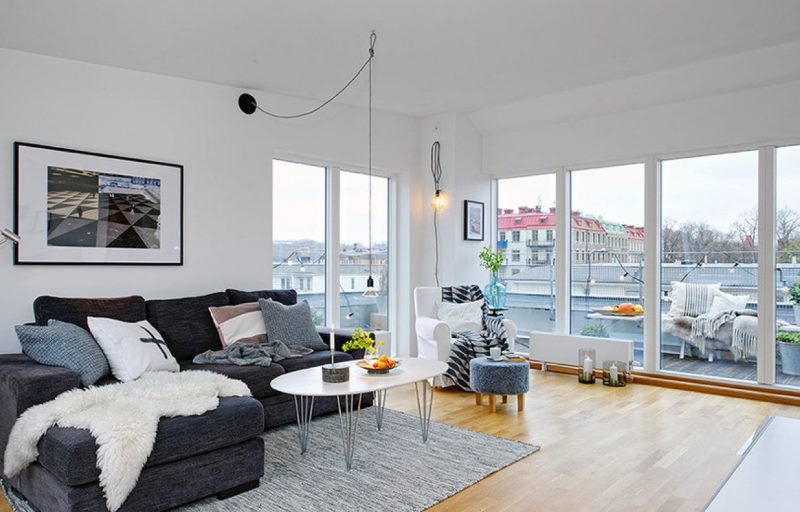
left=602, top=360, right=627, bottom=387
left=578, top=348, right=596, bottom=384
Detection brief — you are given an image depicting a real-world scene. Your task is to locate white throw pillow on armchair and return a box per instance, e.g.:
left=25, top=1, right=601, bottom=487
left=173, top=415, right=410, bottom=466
left=436, top=299, right=484, bottom=333
left=87, top=317, right=179, bottom=382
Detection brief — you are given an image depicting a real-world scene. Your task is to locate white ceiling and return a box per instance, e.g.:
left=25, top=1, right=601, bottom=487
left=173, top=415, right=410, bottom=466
left=2, top=0, right=800, bottom=117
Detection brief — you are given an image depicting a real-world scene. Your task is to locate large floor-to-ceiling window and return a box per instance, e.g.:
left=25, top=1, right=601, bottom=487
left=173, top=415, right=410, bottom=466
left=496, top=174, right=557, bottom=348
left=272, top=160, right=327, bottom=324
left=339, top=170, right=390, bottom=330
left=569, top=164, right=645, bottom=362
left=776, top=145, right=800, bottom=387
left=272, top=159, right=392, bottom=332
left=660, top=151, right=759, bottom=380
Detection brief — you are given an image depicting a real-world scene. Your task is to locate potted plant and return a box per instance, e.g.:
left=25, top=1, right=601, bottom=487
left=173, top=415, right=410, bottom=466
left=479, top=246, right=506, bottom=309
left=777, top=331, right=800, bottom=376
left=580, top=323, right=609, bottom=338
left=341, top=327, right=383, bottom=361
left=789, top=281, right=800, bottom=325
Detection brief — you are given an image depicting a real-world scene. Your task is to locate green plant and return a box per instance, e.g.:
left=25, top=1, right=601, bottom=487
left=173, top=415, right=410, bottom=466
left=789, top=281, right=800, bottom=304
left=341, top=327, right=384, bottom=354
left=581, top=323, right=609, bottom=338
left=777, top=332, right=800, bottom=344
left=479, top=246, right=505, bottom=273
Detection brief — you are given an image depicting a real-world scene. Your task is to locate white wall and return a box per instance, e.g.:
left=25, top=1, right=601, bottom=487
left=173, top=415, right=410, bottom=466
left=478, top=42, right=800, bottom=173
left=0, top=49, right=420, bottom=354
left=416, top=112, right=488, bottom=293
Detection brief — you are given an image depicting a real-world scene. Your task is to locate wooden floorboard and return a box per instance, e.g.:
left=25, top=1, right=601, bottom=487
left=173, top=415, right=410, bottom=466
left=2, top=370, right=798, bottom=511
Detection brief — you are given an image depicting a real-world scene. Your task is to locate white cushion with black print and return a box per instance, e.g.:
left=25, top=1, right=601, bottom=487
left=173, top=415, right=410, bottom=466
left=88, top=317, right=179, bottom=382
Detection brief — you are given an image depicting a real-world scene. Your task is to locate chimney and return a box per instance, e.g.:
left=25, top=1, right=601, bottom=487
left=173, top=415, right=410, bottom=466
left=518, top=206, right=531, bottom=213
left=549, top=207, right=556, bottom=213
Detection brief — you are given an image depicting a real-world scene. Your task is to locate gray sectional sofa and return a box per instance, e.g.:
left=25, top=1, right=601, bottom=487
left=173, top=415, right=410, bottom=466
left=0, top=288, right=371, bottom=512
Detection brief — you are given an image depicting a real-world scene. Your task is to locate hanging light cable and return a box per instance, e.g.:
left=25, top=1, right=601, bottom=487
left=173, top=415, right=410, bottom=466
left=363, top=31, right=378, bottom=298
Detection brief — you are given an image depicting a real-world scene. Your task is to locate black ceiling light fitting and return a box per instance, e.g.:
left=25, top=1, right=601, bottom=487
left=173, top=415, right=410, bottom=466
left=238, top=93, right=257, bottom=115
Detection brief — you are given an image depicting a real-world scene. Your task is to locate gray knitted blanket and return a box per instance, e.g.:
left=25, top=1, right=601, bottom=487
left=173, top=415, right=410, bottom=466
left=192, top=340, right=313, bottom=367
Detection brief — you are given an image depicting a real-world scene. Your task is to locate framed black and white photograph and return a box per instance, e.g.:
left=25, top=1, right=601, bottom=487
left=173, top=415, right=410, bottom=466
left=14, top=142, right=183, bottom=265
left=463, top=200, right=484, bottom=241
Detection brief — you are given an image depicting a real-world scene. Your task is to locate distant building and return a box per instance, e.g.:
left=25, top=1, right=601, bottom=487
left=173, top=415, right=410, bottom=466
left=497, top=206, right=645, bottom=265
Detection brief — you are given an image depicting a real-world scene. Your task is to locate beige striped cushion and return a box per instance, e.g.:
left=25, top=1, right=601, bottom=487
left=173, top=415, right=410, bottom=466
left=208, top=303, right=267, bottom=347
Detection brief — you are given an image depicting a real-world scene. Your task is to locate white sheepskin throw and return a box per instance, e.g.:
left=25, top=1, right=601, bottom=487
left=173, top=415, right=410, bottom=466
left=3, top=370, right=250, bottom=512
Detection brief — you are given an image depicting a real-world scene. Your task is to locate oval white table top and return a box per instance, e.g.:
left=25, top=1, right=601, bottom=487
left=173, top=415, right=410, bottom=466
left=270, top=357, right=448, bottom=397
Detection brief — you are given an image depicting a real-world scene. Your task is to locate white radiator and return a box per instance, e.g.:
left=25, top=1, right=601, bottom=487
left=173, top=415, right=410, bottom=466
left=528, top=331, right=634, bottom=369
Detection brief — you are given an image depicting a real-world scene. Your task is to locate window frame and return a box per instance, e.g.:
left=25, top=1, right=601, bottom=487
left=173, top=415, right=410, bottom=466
left=491, top=139, right=800, bottom=388
left=271, top=155, right=397, bottom=342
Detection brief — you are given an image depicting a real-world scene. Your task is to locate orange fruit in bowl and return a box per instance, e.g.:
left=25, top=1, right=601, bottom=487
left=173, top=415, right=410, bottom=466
left=618, top=303, right=635, bottom=313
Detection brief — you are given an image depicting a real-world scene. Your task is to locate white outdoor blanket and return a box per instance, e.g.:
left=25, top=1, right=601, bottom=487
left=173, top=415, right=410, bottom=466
left=3, top=370, right=250, bottom=511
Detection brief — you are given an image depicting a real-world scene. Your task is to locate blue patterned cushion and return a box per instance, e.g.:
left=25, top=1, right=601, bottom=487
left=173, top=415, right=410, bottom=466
left=258, top=299, right=327, bottom=351
left=15, top=320, right=110, bottom=386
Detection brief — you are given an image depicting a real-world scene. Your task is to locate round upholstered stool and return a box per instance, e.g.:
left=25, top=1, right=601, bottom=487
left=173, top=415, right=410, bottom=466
left=469, top=357, right=530, bottom=413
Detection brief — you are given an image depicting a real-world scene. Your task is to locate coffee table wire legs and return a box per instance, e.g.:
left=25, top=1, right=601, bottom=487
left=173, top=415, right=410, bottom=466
left=374, top=389, right=387, bottom=431
left=293, top=395, right=314, bottom=454
left=414, top=380, right=434, bottom=443
left=336, top=393, right=363, bottom=471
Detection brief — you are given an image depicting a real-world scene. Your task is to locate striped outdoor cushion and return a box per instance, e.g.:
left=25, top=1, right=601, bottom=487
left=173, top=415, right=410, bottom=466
left=668, top=282, right=720, bottom=318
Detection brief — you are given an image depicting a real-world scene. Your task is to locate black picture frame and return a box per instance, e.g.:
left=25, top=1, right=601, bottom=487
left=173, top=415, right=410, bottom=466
left=14, top=142, right=184, bottom=265
left=464, top=200, right=485, bottom=241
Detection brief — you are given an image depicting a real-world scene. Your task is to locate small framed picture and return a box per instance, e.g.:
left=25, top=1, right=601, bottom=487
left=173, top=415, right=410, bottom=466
left=464, top=200, right=485, bottom=241
left=14, top=142, right=183, bottom=265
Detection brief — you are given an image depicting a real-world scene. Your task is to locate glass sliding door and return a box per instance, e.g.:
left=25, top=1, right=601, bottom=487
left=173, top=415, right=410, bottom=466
left=339, top=170, right=390, bottom=330
left=660, top=151, right=758, bottom=380
left=569, top=164, right=645, bottom=363
left=496, top=174, right=557, bottom=350
left=776, top=145, right=800, bottom=387
left=272, top=159, right=326, bottom=324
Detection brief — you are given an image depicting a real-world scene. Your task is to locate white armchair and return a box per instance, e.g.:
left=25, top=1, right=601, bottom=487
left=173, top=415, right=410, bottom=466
left=413, top=286, right=518, bottom=369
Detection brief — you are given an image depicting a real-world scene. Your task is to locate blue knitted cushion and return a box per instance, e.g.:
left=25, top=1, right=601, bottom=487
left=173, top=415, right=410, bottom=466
left=15, top=320, right=111, bottom=386
left=258, top=299, right=327, bottom=351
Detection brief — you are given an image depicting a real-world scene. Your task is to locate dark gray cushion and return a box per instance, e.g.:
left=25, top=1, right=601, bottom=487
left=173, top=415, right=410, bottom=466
left=36, top=396, right=264, bottom=486
left=258, top=299, right=327, bottom=351
left=9, top=437, right=264, bottom=512
left=227, top=288, right=297, bottom=306
left=275, top=350, right=352, bottom=373
left=0, top=354, right=82, bottom=477
left=178, top=360, right=285, bottom=399
left=145, top=292, right=229, bottom=361
left=33, top=295, right=146, bottom=331
left=14, top=320, right=110, bottom=386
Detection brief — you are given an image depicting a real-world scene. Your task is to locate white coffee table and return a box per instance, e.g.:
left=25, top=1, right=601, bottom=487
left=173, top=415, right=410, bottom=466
left=270, top=357, right=448, bottom=470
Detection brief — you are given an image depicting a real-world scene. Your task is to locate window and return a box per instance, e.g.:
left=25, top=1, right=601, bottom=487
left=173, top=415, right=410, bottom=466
left=512, top=250, right=520, bottom=262
left=661, top=151, right=758, bottom=380
left=497, top=174, right=557, bottom=346
left=512, top=231, right=520, bottom=242
left=570, top=164, right=645, bottom=362
left=776, top=145, right=800, bottom=387
left=272, top=160, right=325, bottom=325
left=499, top=231, right=507, bottom=241
left=339, top=170, right=390, bottom=331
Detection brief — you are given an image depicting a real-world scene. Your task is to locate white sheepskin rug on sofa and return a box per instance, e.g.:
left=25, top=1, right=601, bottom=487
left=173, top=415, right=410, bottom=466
left=3, top=370, right=251, bottom=511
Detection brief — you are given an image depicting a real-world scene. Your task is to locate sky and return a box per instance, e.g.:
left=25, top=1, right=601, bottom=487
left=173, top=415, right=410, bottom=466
left=273, top=146, right=800, bottom=245
left=498, top=149, right=800, bottom=232
left=272, top=159, right=388, bottom=245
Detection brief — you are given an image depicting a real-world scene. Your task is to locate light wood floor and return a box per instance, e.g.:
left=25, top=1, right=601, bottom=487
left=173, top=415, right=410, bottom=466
left=3, top=371, right=799, bottom=512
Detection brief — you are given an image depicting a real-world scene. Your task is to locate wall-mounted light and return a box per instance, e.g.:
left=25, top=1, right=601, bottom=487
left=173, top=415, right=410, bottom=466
left=432, top=189, right=446, bottom=211
left=1, top=228, right=21, bottom=246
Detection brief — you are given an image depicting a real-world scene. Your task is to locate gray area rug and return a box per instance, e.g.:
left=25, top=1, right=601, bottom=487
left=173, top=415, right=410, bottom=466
left=3, top=409, right=539, bottom=512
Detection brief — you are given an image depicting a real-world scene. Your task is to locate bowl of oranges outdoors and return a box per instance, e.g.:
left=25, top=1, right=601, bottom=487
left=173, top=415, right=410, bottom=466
left=593, top=303, right=644, bottom=316
left=357, top=355, right=400, bottom=374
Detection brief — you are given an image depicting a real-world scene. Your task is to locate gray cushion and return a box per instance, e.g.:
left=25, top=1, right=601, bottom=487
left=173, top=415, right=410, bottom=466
left=145, top=292, right=229, bottom=361
left=258, top=299, right=327, bottom=351
left=33, top=295, right=146, bottom=331
left=178, top=360, right=285, bottom=399
left=226, top=288, right=298, bottom=306
left=15, top=320, right=110, bottom=386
